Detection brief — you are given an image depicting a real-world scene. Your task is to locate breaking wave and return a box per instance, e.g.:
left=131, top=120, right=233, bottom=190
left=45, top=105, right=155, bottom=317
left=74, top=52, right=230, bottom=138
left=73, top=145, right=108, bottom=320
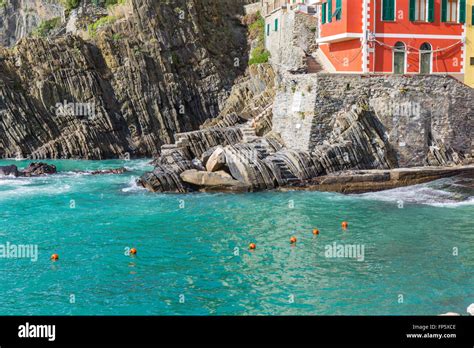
left=356, top=176, right=474, bottom=208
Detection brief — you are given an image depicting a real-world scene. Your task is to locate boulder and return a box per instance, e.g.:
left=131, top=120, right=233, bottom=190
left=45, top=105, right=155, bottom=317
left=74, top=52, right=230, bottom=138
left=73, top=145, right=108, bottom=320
left=200, top=146, right=219, bottom=166
left=191, top=158, right=206, bottom=171
left=205, top=147, right=227, bottom=172
left=0, top=165, right=19, bottom=177
left=180, top=169, right=245, bottom=188
left=21, top=162, right=57, bottom=177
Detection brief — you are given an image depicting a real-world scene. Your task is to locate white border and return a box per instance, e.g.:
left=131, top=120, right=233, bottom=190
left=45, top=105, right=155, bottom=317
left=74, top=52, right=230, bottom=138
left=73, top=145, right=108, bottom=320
left=316, top=32, right=364, bottom=43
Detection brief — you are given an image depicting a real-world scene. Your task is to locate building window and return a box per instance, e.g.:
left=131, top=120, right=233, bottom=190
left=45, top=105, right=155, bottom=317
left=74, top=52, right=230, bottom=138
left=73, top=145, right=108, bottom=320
left=446, top=0, right=458, bottom=22
left=334, top=0, right=342, bottom=20
left=267, top=24, right=270, bottom=36
left=328, top=0, right=333, bottom=23
left=410, top=0, right=435, bottom=22
left=393, top=42, right=406, bottom=74
left=415, top=0, right=427, bottom=21
left=382, top=0, right=395, bottom=21
left=322, top=2, right=327, bottom=24
left=420, top=42, right=432, bottom=74
left=274, top=18, right=278, bottom=31
left=441, top=0, right=466, bottom=23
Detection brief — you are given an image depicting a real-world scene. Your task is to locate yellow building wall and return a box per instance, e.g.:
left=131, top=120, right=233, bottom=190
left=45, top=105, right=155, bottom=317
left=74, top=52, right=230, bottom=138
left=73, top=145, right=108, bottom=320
left=466, top=0, right=474, bottom=87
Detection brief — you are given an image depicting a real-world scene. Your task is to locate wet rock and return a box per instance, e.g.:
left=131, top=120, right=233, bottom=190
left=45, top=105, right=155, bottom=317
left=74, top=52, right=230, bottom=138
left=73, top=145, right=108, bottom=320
left=287, top=166, right=474, bottom=194
left=0, top=165, right=19, bottom=177
left=21, top=162, right=57, bottom=177
left=87, top=168, right=127, bottom=175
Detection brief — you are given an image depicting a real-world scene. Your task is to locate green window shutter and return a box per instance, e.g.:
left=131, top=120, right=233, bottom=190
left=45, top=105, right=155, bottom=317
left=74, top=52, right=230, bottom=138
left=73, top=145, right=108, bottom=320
left=409, top=0, right=416, bottom=21
left=267, top=24, right=270, bottom=36
left=460, top=0, right=466, bottom=23
left=382, top=0, right=395, bottom=21
left=328, top=0, right=333, bottom=23
left=441, top=0, right=447, bottom=22
left=472, top=6, right=474, bottom=25
left=322, top=3, right=327, bottom=24
left=274, top=18, right=278, bottom=31
left=428, top=0, right=435, bottom=22
left=336, top=0, right=342, bottom=20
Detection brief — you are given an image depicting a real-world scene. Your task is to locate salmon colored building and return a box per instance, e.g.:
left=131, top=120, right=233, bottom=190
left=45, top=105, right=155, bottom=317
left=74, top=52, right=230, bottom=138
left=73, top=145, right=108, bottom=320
left=316, top=0, right=467, bottom=78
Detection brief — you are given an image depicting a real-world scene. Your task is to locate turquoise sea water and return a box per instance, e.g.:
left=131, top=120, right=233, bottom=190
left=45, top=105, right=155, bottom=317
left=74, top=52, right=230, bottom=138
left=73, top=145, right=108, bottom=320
left=0, top=159, right=473, bottom=315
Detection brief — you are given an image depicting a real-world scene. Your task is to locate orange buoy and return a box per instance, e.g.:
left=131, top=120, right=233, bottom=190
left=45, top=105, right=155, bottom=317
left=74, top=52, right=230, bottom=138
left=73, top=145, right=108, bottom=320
left=51, top=254, right=59, bottom=261
left=249, top=243, right=256, bottom=250
left=290, top=236, right=297, bottom=244
left=312, top=229, right=320, bottom=235
left=130, top=248, right=137, bottom=255
left=342, top=221, right=348, bottom=230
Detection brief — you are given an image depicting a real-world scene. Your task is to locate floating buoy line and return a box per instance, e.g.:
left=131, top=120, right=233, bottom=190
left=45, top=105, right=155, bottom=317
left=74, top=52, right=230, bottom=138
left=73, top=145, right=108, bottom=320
left=49, top=222, right=350, bottom=261
left=246, top=221, right=349, bottom=252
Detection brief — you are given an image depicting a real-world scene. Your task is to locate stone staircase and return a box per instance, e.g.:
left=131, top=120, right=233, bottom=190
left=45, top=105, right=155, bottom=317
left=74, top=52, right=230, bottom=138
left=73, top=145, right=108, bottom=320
left=265, top=156, right=300, bottom=185
left=240, top=124, right=258, bottom=143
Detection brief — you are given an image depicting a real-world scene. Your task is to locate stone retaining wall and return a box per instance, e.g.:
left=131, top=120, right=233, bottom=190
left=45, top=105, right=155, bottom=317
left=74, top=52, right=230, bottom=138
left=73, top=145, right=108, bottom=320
left=272, top=73, right=473, bottom=167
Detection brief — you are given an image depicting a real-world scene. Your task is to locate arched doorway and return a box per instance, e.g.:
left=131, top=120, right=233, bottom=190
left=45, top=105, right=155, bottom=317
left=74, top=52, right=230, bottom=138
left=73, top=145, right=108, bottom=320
left=393, top=42, right=406, bottom=74
left=420, top=43, right=432, bottom=74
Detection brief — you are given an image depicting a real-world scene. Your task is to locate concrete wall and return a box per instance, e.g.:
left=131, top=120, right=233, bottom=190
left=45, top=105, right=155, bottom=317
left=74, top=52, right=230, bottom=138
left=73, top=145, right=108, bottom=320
left=244, top=2, right=262, bottom=15
left=264, top=8, right=318, bottom=71
left=272, top=73, right=474, bottom=166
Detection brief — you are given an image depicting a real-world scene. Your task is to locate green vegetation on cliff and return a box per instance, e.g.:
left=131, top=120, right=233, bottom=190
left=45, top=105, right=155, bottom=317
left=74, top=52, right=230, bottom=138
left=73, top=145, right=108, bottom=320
left=88, top=15, right=117, bottom=37
left=60, top=0, right=80, bottom=12
left=248, top=12, right=270, bottom=65
left=33, top=17, right=61, bottom=38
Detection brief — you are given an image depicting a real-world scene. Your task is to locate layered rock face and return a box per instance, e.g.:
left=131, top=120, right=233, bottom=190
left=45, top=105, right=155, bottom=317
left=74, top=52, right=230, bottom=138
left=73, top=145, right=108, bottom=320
left=139, top=72, right=473, bottom=193
left=0, top=0, right=251, bottom=159
left=138, top=62, right=276, bottom=193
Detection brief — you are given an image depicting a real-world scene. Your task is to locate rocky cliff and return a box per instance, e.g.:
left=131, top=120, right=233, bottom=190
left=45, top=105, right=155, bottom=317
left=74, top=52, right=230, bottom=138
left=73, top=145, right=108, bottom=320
left=0, top=0, right=252, bottom=159
left=138, top=71, right=473, bottom=193
left=0, top=0, right=65, bottom=47
left=1, top=1, right=472, bottom=194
